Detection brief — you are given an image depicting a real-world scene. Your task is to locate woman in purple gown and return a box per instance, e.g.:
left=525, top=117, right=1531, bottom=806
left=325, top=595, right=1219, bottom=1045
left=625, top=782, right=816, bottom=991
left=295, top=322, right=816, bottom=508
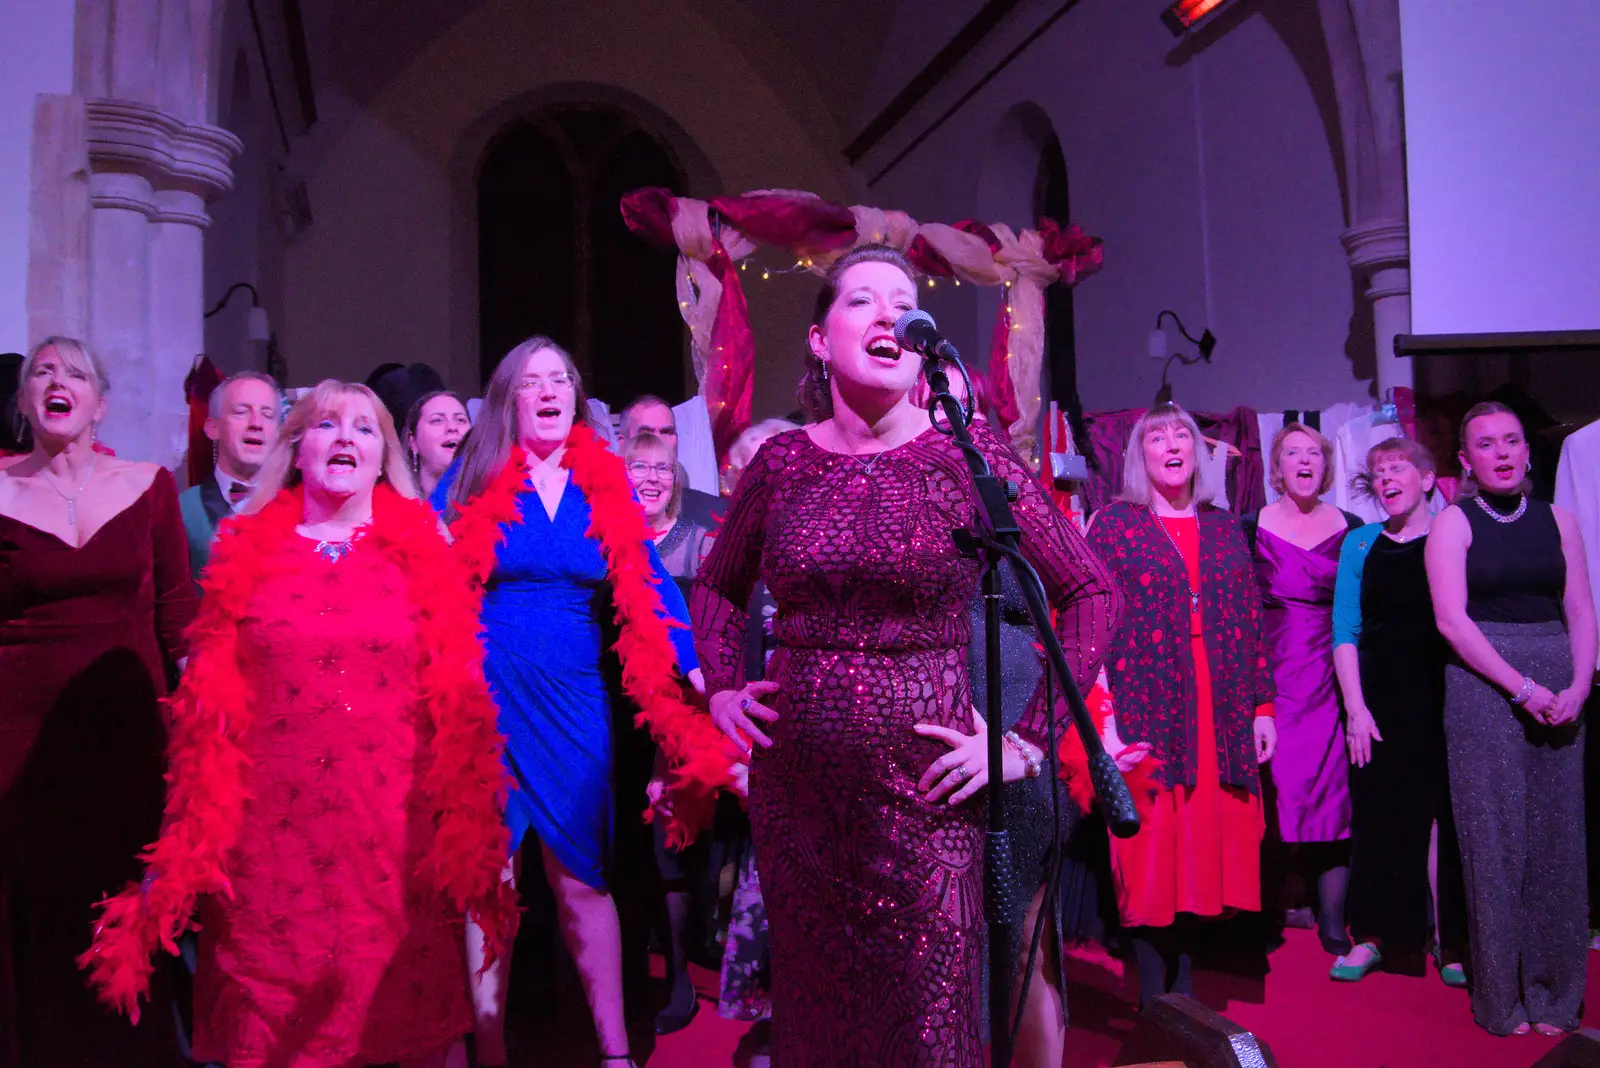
left=1247, top=423, right=1362, bottom=955
left=691, top=246, right=1120, bottom=1067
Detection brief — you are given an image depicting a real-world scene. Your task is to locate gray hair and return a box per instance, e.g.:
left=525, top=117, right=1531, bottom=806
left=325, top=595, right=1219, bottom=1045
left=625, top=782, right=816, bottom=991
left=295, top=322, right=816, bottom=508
left=1116, top=402, right=1224, bottom=507
left=209, top=371, right=283, bottom=421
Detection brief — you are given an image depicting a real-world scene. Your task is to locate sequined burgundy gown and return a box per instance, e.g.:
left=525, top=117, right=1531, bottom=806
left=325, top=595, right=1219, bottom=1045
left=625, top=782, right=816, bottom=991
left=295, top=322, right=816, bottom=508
left=691, top=424, right=1118, bottom=1066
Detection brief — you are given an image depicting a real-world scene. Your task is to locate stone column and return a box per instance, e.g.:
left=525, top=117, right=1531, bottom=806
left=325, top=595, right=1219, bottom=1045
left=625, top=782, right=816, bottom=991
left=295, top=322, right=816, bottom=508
left=84, top=99, right=239, bottom=465
left=87, top=168, right=154, bottom=453
left=1341, top=219, right=1413, bottom=396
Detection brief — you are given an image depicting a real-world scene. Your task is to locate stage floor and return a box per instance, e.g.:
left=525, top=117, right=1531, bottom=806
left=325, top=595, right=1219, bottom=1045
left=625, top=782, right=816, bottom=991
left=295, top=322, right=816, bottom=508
left=623, top=928, right=1600, bottom=1068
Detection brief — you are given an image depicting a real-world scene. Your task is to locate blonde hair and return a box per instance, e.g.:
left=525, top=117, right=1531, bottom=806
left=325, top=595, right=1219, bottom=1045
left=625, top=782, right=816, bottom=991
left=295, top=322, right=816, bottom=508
left=622, top=431, right=682, bottom=520
left=1116, top=402, right=1223, bottom=507
left=1268, top=421, right=1335, bottom=496
left=244, top=380, right=415, bottom=512
left=22, top=336, right=109, bottom=395
left=15, top=337, right=109, bottom=442
left=725, top=417, right=801, bottom=493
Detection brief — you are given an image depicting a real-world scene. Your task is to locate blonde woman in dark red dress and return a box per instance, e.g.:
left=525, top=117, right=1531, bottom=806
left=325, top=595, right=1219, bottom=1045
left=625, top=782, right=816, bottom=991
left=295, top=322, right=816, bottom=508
left=0, top=337, right=197, bottom=1067
left=83, top=381, right=514, bottom=1068
left=692, top=246, right=1120, bottom=1066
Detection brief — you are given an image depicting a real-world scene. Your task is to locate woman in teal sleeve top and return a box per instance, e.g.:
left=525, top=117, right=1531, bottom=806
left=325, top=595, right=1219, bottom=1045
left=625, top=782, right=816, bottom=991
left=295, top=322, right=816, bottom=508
left=1329, top=436, right=1467, bottom=984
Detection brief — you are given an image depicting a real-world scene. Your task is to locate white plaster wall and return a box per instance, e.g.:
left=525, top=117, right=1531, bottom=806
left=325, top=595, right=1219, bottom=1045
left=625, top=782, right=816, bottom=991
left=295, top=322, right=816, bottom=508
left=0, top=0, right=76, bottom=355
left=856, top=0, right=1366, bottom=415
left=274, top=0, right=854, bottom=418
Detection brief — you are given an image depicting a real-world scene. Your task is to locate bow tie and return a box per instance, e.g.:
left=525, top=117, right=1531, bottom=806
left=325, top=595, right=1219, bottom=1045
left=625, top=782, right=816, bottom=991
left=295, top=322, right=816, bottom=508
left=228, top=480, right=251, bottom=502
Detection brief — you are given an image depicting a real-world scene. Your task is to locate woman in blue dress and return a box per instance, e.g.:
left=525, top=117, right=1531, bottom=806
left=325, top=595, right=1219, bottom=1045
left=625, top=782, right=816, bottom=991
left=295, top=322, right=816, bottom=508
left=433, top=337, right=707, bottom=1068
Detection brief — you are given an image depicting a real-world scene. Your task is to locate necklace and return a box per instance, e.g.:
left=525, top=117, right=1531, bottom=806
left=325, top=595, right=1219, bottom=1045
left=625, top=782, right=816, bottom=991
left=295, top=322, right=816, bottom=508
left=841, top=451, right=887, bottom=476
left=1384, top=524, right=1430, bottom=543
left=1153, top=510, right=1201, bottom=616
left=312, top=528, right=366, bottom=562
left=40, top=453, right=98, bottom=527
left=1473, top=493, right=1527, bottom=524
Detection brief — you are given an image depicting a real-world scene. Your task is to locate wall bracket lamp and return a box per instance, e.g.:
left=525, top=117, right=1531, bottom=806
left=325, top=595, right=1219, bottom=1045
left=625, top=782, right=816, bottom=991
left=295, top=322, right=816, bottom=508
left=205, top=282, right=271, bottom=342
left=1149, top=310, right=1216, bottom=405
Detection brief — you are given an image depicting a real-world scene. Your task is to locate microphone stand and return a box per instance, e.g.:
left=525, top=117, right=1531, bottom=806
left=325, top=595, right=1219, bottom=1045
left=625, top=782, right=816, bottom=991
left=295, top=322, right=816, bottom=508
left=920, top=352, right=1140, bottom=1068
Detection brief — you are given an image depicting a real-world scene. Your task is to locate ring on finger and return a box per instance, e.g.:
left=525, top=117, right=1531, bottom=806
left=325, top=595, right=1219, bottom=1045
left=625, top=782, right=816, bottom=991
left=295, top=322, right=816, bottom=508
left=740, top=697, right=752, bottom=711
left=952, top=765, right=968, bottom=785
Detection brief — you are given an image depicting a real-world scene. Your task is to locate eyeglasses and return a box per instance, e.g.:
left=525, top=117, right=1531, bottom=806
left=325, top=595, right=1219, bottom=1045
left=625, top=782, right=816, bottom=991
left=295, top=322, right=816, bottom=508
left=626, top=461, right=676, bottom=481
left=516, top=372, right=575, bottom=393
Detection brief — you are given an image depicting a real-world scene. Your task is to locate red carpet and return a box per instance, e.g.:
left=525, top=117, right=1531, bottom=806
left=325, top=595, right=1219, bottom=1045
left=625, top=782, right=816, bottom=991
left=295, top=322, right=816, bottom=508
left=644, top=932, right=1599, bottom=1067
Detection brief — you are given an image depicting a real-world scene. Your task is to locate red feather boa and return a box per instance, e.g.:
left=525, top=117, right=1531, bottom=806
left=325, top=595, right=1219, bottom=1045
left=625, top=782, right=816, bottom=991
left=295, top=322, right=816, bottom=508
left=448, top=424, right=730, bottom=847
left=79, top=484, right=517, bottom=1021
left=1058, top=680, right=1165, bottom=818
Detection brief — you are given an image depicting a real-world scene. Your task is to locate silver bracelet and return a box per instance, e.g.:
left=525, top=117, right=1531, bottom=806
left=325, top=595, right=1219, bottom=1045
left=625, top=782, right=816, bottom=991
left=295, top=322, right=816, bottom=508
left=1511, top=675, right=1535, bottom=706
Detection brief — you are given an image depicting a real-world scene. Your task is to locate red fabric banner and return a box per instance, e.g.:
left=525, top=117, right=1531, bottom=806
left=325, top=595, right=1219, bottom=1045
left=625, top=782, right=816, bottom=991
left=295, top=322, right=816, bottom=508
left=705, top=240, right=754, bottom=468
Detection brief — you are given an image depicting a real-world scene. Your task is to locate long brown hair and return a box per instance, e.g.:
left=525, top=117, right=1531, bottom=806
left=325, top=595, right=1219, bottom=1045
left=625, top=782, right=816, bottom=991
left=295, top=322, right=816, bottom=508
left=446, top=336, right=590, bottom=521
left=797, top=244, right=921, bottom=422
left=244, top=380, right=415, bottom=512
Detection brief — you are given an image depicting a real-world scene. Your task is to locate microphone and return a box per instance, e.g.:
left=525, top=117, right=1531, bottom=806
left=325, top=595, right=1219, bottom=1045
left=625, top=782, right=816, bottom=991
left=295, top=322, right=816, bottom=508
left=894, top=310, right=961, bottom=364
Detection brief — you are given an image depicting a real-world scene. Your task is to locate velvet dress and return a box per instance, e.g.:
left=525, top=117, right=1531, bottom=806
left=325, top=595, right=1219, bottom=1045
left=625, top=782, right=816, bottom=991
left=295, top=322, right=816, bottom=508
left=691, top=424, right=1118, bottom=1067
left=433, top=469, right=696, bottom=888
left=0, top=470, right=195, bottom=1068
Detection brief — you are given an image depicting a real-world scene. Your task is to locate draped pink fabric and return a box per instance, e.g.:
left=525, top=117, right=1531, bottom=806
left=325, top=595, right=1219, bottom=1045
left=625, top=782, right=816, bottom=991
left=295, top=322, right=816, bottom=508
left=619, top=187, right=1104, bottom=471
left=986, top=299, right=1020, bottom=431
left=705, top=239, right=754, bottom=468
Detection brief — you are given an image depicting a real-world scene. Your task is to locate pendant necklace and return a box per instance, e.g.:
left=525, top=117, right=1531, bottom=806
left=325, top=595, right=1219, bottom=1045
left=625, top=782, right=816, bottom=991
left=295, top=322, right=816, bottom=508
left=1154, top=510, right=1202, bottom=618
left=312, top=525, right=367, bottom=563
left=41, top=453, right=98, bottom=529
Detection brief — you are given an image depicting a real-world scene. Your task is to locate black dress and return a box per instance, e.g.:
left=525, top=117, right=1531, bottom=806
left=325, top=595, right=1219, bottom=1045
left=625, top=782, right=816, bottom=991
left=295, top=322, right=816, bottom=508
left=1345, top=534, right=1467, bottom=971
left=969, top=565, right=1086, bottom=1025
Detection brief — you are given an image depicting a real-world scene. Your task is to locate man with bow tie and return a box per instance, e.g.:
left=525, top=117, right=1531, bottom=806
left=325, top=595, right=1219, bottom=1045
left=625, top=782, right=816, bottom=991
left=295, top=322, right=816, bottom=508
left=178, top=371, right=282, bottom=581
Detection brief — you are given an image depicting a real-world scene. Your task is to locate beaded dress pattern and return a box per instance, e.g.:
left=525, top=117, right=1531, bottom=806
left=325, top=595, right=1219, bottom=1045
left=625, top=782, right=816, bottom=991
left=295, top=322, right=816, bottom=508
left=691, top=424, right=1117, bottom=1066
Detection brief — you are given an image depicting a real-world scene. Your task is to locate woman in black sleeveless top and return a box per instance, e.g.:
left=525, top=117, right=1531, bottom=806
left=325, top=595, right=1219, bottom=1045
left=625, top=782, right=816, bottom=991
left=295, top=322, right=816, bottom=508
left=1425, top=401, right=1595, bottom=1036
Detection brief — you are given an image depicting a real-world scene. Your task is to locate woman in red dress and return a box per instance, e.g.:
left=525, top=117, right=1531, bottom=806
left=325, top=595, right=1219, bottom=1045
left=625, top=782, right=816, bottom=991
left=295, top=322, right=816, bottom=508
left=83, top=380, right=515, bottom=1068
left=0, top=337, right=197, bottom=1067
left=1087, top=403, right=1278, bottom=1008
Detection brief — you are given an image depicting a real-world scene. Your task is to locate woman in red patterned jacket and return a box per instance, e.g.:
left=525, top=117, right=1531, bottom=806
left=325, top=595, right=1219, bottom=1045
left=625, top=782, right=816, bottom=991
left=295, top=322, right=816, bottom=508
left=1087, top=402, right=1278, bottom=1008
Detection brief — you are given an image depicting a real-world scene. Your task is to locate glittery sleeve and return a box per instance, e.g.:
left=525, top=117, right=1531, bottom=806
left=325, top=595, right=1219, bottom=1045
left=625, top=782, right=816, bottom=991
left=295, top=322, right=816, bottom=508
left=690, top=442, right=775, bottom=696
left=971, top=424, right=1122, bottom=744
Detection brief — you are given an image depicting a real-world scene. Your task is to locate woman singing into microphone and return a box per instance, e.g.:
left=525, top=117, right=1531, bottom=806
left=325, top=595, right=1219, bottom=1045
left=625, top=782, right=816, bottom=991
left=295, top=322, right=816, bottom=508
left=691, top=245, right=1120, bottom=1067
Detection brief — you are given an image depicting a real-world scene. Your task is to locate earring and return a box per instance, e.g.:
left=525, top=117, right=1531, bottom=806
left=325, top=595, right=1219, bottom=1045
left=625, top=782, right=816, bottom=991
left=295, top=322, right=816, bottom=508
left=820, top=360, right=829, bottom=383
left=211, top=440, right=218, bottom=466
left=91, top=424, right=98, bottom=446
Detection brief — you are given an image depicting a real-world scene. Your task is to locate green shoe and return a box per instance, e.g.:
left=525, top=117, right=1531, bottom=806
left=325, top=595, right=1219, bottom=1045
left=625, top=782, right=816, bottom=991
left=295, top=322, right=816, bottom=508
left=1439, top=961, right=1467, bottom=987
left=1330, top=943, right=1382, bottom=982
